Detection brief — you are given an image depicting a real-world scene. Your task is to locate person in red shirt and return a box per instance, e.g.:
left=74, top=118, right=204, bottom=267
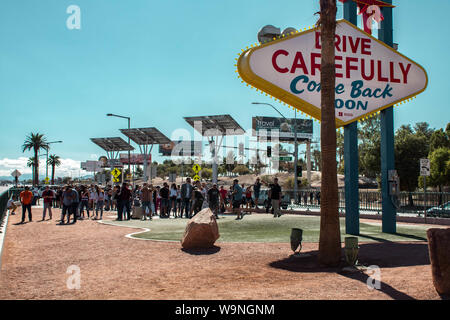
left=219, top=186, right=228, bottom=213
left=244, top=185, right=253, bottom=213
left=41, top=186, right=54, bottom=220
left=20, top=186, right=33, bottom=223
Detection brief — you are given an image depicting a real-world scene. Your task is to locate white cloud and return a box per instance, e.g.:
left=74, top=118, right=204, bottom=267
left=0, top=157, right=89, bottom=178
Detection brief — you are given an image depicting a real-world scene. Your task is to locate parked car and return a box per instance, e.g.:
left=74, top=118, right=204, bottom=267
left=426, top=201, right=450, bottom=218
left=256, top=188, right=290, bottom=211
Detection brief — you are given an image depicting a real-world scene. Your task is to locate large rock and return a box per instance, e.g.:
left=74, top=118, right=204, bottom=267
left=181, top=208, right=220, bottom=249
left=427, top=228, right=450, bottom=295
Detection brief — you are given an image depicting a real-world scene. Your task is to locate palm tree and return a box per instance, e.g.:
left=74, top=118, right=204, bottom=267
left=47, top=154, right=62, bottom=185
left=27, top=156, right=37, bottom=184
left=317, top=0, right=341, bottom=266
left=27, top=156, right=37, bottom=168
left=22, top=133, right=49, bottom=186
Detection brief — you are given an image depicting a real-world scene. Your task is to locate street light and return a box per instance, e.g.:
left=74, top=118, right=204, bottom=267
left=252, top=102, right=300, bottom=200
left=106, top=113, right=131, bottom=179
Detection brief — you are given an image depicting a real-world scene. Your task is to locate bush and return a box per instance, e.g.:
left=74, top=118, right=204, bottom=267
left=232, top=165, right=250, bottom=176
left=201, top=168, right=212, bottom=179
left=285, top=177, right=309, bottom=189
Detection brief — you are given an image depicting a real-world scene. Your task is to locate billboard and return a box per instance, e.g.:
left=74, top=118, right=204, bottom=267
left=238, top=20, right=428, bottom=127
left=81, top=161, right=102, bottom=172
left=159, top=141, right=203, bottom=157
left=119, top=154, right=152, bottom=165
left=252, top=116, right=313, bottom=141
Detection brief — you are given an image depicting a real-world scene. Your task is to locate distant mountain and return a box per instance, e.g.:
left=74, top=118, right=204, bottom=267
left=0, top=174, right=33, bottom=181
left=0, top=174, right=94, bottom=182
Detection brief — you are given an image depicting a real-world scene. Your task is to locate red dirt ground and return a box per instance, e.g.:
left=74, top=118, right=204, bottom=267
left=0, top=208, right=446, bottom=300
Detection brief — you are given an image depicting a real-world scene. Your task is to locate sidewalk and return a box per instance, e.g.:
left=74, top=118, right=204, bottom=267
left=0, top=206, right=443, bottom=300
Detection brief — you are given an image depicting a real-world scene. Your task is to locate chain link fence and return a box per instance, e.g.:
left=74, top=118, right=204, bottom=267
left=0, top=189, right=10, bottom=230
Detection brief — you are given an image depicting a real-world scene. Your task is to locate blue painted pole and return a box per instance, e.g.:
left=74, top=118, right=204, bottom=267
left=379, top=0, right=396, bottom=233
left=344, top=0, right=359, bottom=235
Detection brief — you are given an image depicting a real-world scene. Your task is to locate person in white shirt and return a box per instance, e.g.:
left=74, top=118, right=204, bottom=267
left=33, top=188, right=40, bottom=205
left=7, top=195, right=18, bottom=215
left=201, top=182, right=209, bottom=210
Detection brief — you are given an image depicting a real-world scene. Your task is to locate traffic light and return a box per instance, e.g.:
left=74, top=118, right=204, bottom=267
left=239, top=143, right=244, bottom=156
left=297, top=166, right=302, bottom=177
left=267, top=146, right=272, bottom=158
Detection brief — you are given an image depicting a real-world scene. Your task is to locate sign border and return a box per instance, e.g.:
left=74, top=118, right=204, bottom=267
left=111, top=168, right=122, bottom=177
left=237, top=19, right=428, bottom=128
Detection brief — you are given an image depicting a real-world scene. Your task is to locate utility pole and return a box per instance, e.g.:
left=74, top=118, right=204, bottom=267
left=379, top=0, right=396, bottom=234
left=343, top=0, right=360, bottom=235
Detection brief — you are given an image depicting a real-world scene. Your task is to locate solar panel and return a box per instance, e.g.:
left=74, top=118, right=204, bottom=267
left=90, top=137, right=134, bottom=152
left=184, top=114, right=245, bottom=136
left=120, top=127, right=171, bottom=145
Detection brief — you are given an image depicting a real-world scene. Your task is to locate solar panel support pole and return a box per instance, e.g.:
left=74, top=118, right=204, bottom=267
left=212, top=135, right=224, bottom=184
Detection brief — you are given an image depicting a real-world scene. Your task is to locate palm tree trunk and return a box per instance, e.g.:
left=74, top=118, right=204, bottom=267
left=51, top=164, right=55, bottom=185
left=34, top=149, right=39, bottom=186
left=318, top=0, right=341, bottom=266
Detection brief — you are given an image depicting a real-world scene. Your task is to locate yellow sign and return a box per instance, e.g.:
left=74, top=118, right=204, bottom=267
left=111, top=168, right=121, bottom=177
left=126, top=174, right=132, bottom=180
left=193, top=174, right=200, bottom=181
left=192, top=164, right=201, bottom=173
left=44, top=177, right=50, bottom=184
left=113, top=177, right=120, bottom=183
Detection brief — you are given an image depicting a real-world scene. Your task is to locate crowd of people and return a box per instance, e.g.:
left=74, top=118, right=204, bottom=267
left=7, top=177, right=285, bottom=224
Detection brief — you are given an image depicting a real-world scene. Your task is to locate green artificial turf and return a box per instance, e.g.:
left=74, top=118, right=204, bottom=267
left=102, top=214, right=429, bottom=243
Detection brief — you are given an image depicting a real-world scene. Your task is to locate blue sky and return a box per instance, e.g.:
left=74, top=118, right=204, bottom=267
left=0, top=0, right=449, bottom=177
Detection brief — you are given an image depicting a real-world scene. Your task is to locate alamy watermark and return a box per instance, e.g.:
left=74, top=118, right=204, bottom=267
left=66, top=265, right=81, bottom=290
left=66, top=5, right=81, bottom=30
left=366, top=265, right=381, bottom=290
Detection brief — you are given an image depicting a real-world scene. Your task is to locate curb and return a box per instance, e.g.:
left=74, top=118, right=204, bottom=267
left=97, top=219, right=179, bottom=242
left=0, top=211, right=10, bottom=269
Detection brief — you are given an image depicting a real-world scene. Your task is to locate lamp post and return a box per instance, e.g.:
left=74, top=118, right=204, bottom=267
left=107, top=113, right=131, bottom=179
left=252, top=102, right=300, bottom=201
left=43, top=140, right=63, bottom=184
